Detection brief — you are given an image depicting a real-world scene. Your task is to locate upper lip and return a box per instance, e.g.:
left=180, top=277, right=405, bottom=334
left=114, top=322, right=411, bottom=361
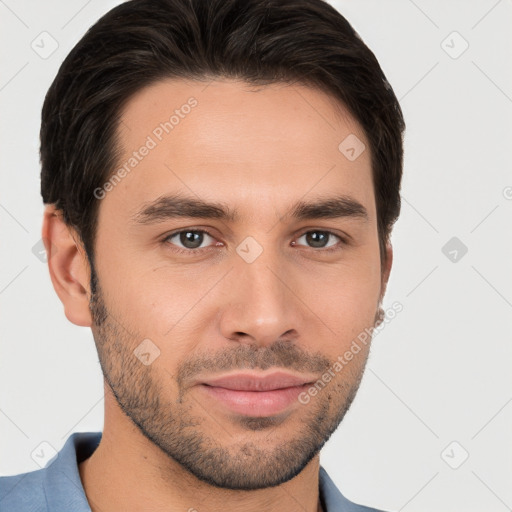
left=200, top=371, right=315, bottom=391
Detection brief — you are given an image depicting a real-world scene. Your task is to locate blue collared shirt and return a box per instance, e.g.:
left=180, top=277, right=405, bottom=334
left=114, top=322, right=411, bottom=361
left=0, top=432, right=385, bottom=511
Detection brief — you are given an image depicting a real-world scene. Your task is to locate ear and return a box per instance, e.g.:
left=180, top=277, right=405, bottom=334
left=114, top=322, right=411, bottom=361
left=379, top=242, right=393, bottom=302
left=42, top=205, right=93, bottom=327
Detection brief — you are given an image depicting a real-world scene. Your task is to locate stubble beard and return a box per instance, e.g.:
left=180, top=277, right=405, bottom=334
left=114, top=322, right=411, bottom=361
left=88, top=274, right=371, bottom=490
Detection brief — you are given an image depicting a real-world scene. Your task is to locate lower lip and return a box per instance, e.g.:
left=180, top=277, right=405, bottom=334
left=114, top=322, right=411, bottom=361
left=199, top=384, right=310, bottom=417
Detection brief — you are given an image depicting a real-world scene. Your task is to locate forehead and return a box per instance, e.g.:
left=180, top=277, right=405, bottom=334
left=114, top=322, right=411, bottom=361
left=103, top=78, right=375, bottom=224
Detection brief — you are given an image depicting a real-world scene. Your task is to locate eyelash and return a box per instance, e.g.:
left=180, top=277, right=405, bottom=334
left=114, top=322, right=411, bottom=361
left=162, top=228, right=347, bottom=256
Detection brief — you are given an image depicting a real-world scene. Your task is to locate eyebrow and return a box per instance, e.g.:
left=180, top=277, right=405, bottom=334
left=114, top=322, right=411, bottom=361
left=131, top=193, right=369, bottom=225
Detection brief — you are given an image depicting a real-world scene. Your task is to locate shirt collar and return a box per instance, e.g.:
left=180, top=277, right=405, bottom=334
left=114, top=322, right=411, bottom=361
left=43, top=432, right=100, bottom=512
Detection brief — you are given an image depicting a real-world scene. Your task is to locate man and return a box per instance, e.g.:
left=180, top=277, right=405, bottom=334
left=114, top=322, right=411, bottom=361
left=0, top=0, right=405, bottom=510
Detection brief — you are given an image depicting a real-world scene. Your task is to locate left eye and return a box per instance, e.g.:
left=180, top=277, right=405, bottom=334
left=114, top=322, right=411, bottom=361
left=294, top=230, right=341, bottom=249
left=165, top=230, right=217, bottom=250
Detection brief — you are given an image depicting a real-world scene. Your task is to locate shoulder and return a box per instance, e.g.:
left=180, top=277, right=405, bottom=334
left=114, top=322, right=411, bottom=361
left=0, top=432, right=102, bottom=512
left=319, top=466, right=390, bottom=512
left=0, top=469, right=47, bottom=512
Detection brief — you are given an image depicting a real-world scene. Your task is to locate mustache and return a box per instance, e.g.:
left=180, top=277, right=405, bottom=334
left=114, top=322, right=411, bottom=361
left=176, top=340, right=332, bottom=388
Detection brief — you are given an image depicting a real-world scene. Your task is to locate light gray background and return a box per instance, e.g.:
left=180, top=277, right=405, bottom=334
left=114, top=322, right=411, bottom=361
left=1, top=1, right=511, bottom=511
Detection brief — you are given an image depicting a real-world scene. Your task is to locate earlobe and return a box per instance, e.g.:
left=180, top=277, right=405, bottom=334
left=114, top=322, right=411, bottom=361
left=42, top=205, right=93, bottom=327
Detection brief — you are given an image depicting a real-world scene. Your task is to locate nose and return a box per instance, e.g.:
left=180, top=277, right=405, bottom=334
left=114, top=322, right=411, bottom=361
left=218, top=250, right=304, bottom=348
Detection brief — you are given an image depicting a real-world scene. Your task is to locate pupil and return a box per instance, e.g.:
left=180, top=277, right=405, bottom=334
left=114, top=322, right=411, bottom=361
left=307, top=231, right=328, bottom=248
left=181, top=231, right=203, bottom=249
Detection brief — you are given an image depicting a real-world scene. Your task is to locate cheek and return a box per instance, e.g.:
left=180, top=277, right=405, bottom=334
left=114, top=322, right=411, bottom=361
left=314, top=288, right=378, bottom=355
left=100, top=265, right=220, bottom=350
left=303, top=262, right=381, bottom=352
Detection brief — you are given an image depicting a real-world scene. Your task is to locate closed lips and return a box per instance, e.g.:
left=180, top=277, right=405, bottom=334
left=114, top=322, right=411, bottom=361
left=200, top=372, right=315, bottom=391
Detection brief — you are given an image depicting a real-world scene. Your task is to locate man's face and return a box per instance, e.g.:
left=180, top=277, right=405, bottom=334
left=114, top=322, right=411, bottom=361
left=89, top=79, right=388, bottom=490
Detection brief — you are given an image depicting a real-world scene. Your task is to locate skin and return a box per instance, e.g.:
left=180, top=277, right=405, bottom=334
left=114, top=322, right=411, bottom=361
left=43, top=78, right=393, bottom=512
